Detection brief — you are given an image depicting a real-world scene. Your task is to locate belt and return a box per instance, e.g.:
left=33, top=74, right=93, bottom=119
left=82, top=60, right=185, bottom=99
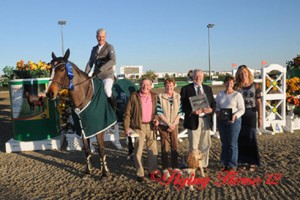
left=142, top=122, right=151, bottom=124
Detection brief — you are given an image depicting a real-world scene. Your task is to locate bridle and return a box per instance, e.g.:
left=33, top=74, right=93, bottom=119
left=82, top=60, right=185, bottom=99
left=50, top=60, right=96, bottom=109
left=50, top=61, right=95, bottom=90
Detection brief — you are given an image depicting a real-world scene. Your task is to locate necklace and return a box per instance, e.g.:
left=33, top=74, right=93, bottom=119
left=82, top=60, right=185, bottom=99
left=242, top=81, right=252, bottom=87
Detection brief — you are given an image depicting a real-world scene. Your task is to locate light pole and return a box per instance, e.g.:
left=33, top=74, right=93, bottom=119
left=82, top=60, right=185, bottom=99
left=58, top=20, right=67, bottom=55
left=207, top=23, right=214, bottom=80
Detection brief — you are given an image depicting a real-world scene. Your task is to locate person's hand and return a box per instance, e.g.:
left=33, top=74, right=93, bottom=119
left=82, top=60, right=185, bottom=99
left=202, top=107, right=212, bottom=114
left=167, top=128, right=173, bottom=132
left=193, top=109, right=203, bottom=115
left=168, top=124, right=176, bottom=131
left=125, top=128, right=131, bottom=136
left=230, top=115, right=237, bottom=123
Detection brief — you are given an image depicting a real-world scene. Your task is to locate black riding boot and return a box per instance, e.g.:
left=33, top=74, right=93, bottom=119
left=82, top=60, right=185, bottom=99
left=107, top=97, right=116, bottom=111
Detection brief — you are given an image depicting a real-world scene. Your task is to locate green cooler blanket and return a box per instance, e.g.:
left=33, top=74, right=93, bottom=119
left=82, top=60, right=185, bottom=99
left=74, top=77, right=117, bottom=138
left=112, top=79, right=138, bottom=122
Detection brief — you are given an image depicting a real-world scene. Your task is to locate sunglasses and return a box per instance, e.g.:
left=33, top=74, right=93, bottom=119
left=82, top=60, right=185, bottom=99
left=238, top=65, right=247, bottom=70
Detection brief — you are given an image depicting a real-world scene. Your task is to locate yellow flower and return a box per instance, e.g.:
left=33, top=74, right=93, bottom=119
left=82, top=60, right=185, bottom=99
left=59, top=89, right=68, bottom=97
left=15, top=59, right=50, bottom=78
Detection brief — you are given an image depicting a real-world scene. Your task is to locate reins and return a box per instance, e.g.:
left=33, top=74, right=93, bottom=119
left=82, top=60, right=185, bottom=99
left=50, top=60, right=96, bottom=110
left=50, top=61, right=96, bottom=89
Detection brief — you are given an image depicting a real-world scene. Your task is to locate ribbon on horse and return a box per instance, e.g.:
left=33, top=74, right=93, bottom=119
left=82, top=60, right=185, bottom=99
left=73, top=77, right=117, bottom=138
left=66, top=62, right=74, bottom=90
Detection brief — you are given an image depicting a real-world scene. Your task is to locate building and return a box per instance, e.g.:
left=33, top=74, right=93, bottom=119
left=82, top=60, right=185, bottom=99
left=155, top=72, right=188, bottom=78
left=119, top=66, right=143, bottom=79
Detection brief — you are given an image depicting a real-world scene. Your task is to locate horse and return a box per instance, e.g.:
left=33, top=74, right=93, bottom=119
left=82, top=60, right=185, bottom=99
left=25, top=91, right=45, bottom=112
left=46, top=49, right=117, bottom=177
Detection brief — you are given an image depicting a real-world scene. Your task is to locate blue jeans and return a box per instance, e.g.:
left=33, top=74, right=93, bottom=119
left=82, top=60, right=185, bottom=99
left=218, top=118, right=242, bottom=168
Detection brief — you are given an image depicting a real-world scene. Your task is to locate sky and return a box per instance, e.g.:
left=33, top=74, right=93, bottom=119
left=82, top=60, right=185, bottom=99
left=0, top=0, right=299, bottom=75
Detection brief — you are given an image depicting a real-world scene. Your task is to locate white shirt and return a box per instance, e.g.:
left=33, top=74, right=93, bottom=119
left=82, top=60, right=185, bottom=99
left=215, top=90, right=245, bottom=119
left=88, top=44, right=104, bottom=77
left=193, top=83, right=205, bottom=117
left=194, top=83, right=204, bottom=95
left=97, top=44, right=104, bottom=54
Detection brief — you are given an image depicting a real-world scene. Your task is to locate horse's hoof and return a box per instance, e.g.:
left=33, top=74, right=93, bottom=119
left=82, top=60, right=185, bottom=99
left=83, top=174, right=91, bottom=180
left=100, top=170, right=110, bottom=178
left=104, top=171, right=110, bottom=177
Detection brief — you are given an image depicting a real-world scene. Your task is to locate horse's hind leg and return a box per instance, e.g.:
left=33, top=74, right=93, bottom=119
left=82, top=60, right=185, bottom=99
left=96, top=132, right=110, bottom=177
left=82, top=136, right=92, bottom=175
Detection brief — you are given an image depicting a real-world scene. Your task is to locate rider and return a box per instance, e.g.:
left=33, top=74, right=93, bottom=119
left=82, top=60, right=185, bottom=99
left=85, top=28, right=116, bottom=109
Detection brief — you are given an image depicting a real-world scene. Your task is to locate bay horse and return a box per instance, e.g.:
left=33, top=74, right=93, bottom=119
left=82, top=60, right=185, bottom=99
left=46, top=49, right=117, bottom=177
left=25, top=91, right=45, bottom=112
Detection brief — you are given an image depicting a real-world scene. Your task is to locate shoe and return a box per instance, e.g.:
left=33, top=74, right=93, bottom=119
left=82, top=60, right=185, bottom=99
left=137, top=176, right=145, bottom=182
left=148, top=170, right=161, bottom=179
left=163, top=169, right=170, bottom=179
left=172, top=168, right=182, bottom=175
left=228, top=167, right=237, bottom=172
left=202, top=167, right=208, bottom=173
left=238, top=164, right=247, bottom=171
left=249, top=165, right=256, bottom=172
left=221, top=166, right=228, bottom=172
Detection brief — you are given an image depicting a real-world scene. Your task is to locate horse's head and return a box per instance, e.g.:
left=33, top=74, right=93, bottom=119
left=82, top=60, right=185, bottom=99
left=46, top=49, right=70, bottom=100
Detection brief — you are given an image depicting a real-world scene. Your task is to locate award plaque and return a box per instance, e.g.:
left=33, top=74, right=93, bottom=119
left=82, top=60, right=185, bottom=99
left=189, top=94, right=210, bottom=111
left=220, top=108, right=233, bottom=121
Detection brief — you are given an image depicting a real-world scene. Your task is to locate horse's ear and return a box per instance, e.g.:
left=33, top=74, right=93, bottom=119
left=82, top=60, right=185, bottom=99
left=63, top=49, right=70, bottom=61
left=51, top=52, right=57, bottom=60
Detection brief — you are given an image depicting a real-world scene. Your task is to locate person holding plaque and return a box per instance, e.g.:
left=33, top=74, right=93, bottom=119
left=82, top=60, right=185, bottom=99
left=180, top=69, right=216, bottom=169
left=215, top=75, right=245, bottom=171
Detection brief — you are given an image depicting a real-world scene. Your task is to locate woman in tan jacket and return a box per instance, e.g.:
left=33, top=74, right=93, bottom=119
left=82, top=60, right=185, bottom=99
left=157, top=78, right=183, bottom=178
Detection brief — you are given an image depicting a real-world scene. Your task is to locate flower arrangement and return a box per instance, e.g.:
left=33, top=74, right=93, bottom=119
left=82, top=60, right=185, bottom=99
left=14, top=60, right=51, bottom=79
left=57, top=89, right=70, bottom=126
left=57, top=89, right=76, bottom=134
left=286, top=77, right=300, bottom=116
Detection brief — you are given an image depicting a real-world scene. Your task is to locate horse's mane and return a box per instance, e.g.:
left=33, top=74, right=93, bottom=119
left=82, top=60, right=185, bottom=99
left=69, top=61, right=89, bottom=79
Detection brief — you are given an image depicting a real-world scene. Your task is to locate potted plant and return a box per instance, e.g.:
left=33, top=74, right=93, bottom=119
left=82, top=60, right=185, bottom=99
left=14, top=60, right=51, bottom=79
left=286, top=77, right=300, bottom=131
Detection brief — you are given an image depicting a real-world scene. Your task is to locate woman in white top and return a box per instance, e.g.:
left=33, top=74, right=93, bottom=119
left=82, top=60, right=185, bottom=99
left=215, top=75, right=245, bottom=171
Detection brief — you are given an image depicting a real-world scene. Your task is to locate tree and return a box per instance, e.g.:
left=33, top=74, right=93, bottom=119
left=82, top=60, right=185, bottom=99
left=2, top=66, right=14, bottom=79
left=141, top=70, right=157, bottom=81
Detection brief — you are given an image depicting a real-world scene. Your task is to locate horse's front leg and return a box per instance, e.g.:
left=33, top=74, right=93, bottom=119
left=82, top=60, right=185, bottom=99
left=82, top=136, right=92, bottom=175
left=96, top=132, right=110, bottom=177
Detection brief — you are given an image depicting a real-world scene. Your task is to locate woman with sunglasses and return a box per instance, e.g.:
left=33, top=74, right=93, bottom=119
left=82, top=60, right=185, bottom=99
left=234, top=65, right=262, bottom=172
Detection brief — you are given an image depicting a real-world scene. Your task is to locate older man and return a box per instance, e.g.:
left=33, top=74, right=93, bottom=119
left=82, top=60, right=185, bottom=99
left=85, top=28, right=116, bottom=108
left=180, top=69, right=216, bottom=168
left=123, top=77, right=159, bottom=182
